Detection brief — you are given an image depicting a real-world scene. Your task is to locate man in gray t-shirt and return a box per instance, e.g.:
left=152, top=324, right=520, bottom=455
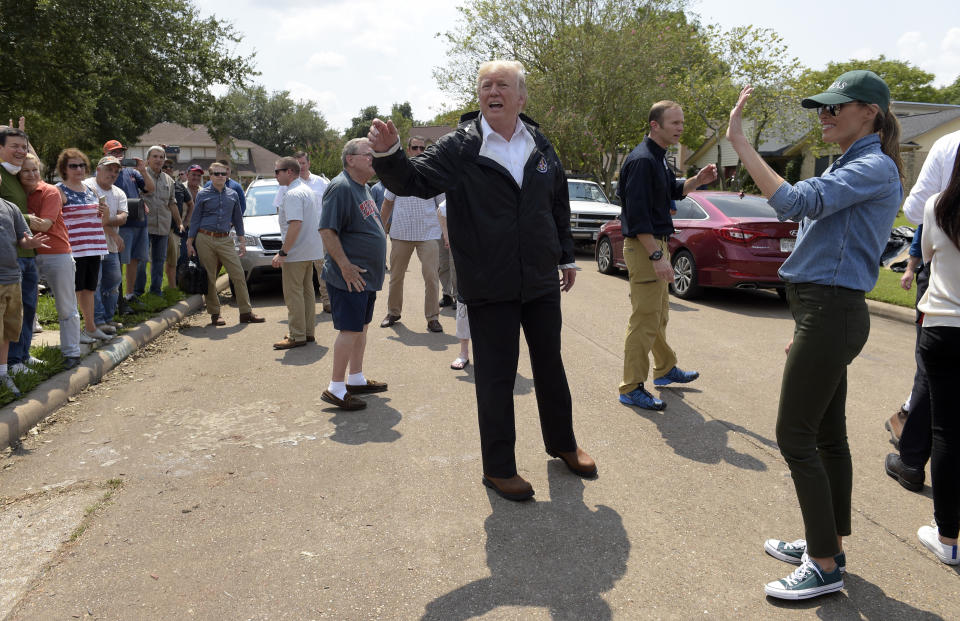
left=0, top=194, right=49, bottom=395
left=317, top=138, right=388, bottom=411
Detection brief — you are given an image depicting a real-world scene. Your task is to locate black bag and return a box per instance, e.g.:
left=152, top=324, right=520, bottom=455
left=177, top=257, right=208, bottom=294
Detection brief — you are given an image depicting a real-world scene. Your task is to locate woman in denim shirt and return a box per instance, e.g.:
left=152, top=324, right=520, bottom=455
left=726, top=70, right=903, bottom=600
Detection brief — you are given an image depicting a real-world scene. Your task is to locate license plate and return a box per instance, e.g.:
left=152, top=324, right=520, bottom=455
left=780, top=238, right=796, bottom=253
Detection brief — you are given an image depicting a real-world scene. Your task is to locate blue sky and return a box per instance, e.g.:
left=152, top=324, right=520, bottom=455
left=199, top=0, right=960, bottom=131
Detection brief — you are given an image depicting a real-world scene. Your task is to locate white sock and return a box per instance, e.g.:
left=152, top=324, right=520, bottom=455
left=125, top=293, right=135, bottom=300
left=328, top=381, right=347, bottom=400
left=0, top=364, right=7, bottom=375
left=347, top=372, right=366, bottom=386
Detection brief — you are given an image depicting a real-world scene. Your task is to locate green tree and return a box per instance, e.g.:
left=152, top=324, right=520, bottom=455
left=799, top=56, right=940, bottom=103
left=937, top=74, right=960, bottom=104
left=206, top=86, right=334, bottom=156
left=435, top=0, right=710, bottom=193
left=345, top=106, right=380, bottom=139
left=0, top=0, right=255, bottom=168
left=390, top=102, right=416, bottom=145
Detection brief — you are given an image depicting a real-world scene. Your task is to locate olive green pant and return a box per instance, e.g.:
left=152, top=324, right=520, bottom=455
left=777, top=283, right=870, bottom=558
left=620, top=236, right=677, bottom=394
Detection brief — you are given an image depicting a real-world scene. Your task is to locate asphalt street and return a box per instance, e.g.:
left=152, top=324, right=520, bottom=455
left=0, top=253, right=955, bottom=620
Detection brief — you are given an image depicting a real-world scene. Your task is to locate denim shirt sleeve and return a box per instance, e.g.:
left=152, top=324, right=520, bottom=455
left=768, top=154, right=896, bottom=222
left=909, top=223, right=923, bottom=259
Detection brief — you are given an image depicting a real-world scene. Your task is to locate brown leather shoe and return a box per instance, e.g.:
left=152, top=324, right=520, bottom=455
left=380, top=314, right=400, bottom=328
left=320, top=390, right=367, bottom=410
left=885, top=406, right=908, bottom=449
left=345, top=379, right=388, bottom=394
left=209, top=313, right=225, bottom=326
left=306, top=336, right=316, bottom=343
left=482, top=474, right=534, bottom=501
left=427, top=319, right=443, bottom=333
left=322, top=304, right=332, bottom=314
left=239, top=312, right=265, bottom=323
left=273, top=336, right=306, bottom=350
left=546, top=447, right=598, bottom=478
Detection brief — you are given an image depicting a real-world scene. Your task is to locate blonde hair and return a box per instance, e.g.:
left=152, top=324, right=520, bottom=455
left=20, top=153, right=43, bottom=176
left=208, top=161, right=228, bottom=173
left=476, top=60, right=527, bottom=97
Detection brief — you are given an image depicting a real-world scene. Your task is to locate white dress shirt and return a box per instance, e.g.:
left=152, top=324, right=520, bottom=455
left=903, top=129, right=960, bottom=225
left=478, top=115, right=537, bottom=186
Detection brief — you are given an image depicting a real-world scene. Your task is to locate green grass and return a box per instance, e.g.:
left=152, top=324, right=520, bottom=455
left=892, top=210, right=913, bottom=230
left=866, top=268, right=916, bottom=308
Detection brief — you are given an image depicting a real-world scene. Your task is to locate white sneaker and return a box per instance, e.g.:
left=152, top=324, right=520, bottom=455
left=0, top=374, right=21, bottom=397
left=96, top=324, right=117, bottom=335
left=8, top=362, right=33, bottom=375
left=32, top=316, right=43, bottom=333
left=79, top=331, right=96, bottom=344
left=26, top=355, right=44, bottom=367
left=88, top=328, right=112, bottom=340
left=108, top=320, right=123, bottom=329
left=918, top=525, right=960, bottom=565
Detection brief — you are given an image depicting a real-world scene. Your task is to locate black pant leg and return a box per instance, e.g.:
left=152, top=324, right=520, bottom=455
left=520, top=288, right=577, bottom=453
left=468, top=300, right=522, bottom=478
left=900, top=267, right=933, bottom=467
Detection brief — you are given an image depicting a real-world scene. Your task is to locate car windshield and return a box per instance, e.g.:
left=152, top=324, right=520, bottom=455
left=246, top=185, right=279, bottom=216
left=705, top=195, right=778, bottom=218
left=568, top=181, right=609, bottom=203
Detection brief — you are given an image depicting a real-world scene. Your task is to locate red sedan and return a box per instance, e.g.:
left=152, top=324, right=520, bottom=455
left=595, top=191, right=799, bottom=299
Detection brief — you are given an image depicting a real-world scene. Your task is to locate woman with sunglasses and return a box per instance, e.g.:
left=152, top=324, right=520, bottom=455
left=726, top=70, right=903, bottom=599
left=55, top=149, right=110, bottom=343
left=18, top=154, right=85, bottom=369
left=914, top=144, right=960, bottom=566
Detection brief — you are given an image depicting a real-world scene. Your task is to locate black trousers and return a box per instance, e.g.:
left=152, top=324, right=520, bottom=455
left=900, top=266, right=931, bottom=467
left=467, top=288, right=577, bottom=478
left=919, top=326, right=960, bottom=539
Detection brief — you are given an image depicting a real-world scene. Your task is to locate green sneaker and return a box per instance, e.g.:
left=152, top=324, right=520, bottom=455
left=764, top=538, right=846, bottom=572
left=765, top=558, right=844, bottom=600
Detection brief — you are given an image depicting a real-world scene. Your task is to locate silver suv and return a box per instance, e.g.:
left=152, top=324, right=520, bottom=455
left=568, top=179, right=621, bottom=246
left=240, top=178, right=285, bottom=285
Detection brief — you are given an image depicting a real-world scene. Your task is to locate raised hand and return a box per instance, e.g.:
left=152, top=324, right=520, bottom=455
left=726, top=85, right=753, bottom=144
left=368, top=118, right=399, bottom=153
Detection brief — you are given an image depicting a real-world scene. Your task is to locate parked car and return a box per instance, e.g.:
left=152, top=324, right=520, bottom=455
left=568, top=179, right=621, bottom=247
left=239, top=178, right=284, bottom=285
left=594, top=191, right=799, bottom=299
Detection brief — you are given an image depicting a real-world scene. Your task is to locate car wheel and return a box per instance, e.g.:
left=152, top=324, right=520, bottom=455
left=776, top=288, right=787, bottom=302
left=596, top=237, right=616, bottom=274
left=670, top=250, right=702, bottom=299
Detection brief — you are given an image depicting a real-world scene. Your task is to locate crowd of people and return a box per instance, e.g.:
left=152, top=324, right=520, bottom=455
left=2, top=58, right=958, bottom=603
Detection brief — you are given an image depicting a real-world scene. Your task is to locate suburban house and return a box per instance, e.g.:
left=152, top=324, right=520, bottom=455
left=683, top=101, right=960, bottom=195
left=128, top=122, right=282, bottom=185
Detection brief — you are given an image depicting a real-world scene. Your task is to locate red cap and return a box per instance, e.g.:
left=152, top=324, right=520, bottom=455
left=187, top=165, right=204, bottom=174
left=103, top=139, right=125, bottom=154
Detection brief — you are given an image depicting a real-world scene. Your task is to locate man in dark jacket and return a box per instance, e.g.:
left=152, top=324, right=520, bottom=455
left=369, top=59, right=596, bottom=502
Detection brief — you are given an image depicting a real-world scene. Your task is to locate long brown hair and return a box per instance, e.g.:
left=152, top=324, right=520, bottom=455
left=934, top=143, right=960, bottom=251
left=874, top=105, right=904, bottom=183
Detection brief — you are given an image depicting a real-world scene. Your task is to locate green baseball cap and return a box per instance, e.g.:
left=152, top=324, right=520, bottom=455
left=801, top=69, right=890, bottom=111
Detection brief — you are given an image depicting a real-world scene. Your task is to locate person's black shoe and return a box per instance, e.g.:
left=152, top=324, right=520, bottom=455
left=62, top=356, right=82, bottom=370
left=439, top=294, right=454, bottom=308
left=885, top=453, right=924, bottom=492
left=119, top=299, right=135, bottom=315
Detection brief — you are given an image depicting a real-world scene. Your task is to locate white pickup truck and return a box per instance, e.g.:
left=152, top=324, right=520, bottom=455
left=567, top=179, right=621, bottom=247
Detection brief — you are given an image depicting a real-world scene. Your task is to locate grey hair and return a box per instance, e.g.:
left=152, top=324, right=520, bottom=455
left=342, top=138, right=371, bottom=168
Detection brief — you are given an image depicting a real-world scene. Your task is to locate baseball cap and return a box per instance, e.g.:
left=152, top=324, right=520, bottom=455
left=103, top=139, right=125, bottom=153
left=801, top=70, right=891, bottom=111
left=187, top=164, right=204, bottom=174
left=97, top=156, right=122, bottom=168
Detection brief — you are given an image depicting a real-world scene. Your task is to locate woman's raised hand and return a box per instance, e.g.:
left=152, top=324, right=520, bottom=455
left=726, top=85, right=753, bottom=144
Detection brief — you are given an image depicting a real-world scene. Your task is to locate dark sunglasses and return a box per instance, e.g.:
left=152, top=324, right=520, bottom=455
left=409, top=145, right=425, bottom=152
left=815, top=102, right=860, bottom=117
left=67, top=162, right=87, bottom=170
left=274, top=168, right=288, bottom=174
left=210, top=171, right=229, bottom=177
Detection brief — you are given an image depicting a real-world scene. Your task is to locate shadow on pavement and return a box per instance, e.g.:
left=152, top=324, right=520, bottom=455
left=625, top=388, right=773, bottom=470
left=276, top=344, right=329, bottom=366
left=422, top=461, right=628, bottom=620
left=765, top=572, right=944, bottom=619
left=324, top=394, right=401, bottom=445
left=455, top=372, right=534, bottom=396
left=386, top=323, right=459, bottom=350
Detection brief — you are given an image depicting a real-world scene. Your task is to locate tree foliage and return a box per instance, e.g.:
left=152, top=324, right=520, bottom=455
left=206, top=86, right=335, bottom=157
left=435, top=0, right=711, bottom=193
left=345, top=106, right=381, bottom=139
left=0, top=0, right=256, bottom=167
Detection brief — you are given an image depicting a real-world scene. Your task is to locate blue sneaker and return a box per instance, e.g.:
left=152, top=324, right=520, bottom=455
left=653, top=366, right=699, bottom=386
left=619, top=387, right=665, bottom=411
left=765, top=558, right=844, bottom=600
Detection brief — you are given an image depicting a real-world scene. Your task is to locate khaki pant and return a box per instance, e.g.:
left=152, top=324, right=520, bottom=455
left=282, top=260, right=316, bottom=341
left=387, top=238, right=440, bottom=320
left=438, top=238, right=456, bottom=298
left=313, top=259, right=330, bottom=306
left=165, top=231, right=179, bottom=272
left=195, top=233, right=252, bottom=316
left=620, top=236, right=677, bottom=394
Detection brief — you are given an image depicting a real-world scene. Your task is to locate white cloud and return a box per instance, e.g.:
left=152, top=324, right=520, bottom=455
left=848, top=47, right=876, bottom=60
left=306, top=52, right=346, bottom=70
left=897, top=28, right=960, bottom=86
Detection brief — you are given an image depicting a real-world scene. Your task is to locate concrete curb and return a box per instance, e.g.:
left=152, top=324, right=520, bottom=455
left=0, top=275, right=228, bottom=450
left=866, top=297, right=915, bottom=325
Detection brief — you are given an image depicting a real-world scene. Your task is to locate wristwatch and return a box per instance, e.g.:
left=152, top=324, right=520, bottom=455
left=648, top=249, right=663, bottom=261
left=278, top=249, right=288, bottom=257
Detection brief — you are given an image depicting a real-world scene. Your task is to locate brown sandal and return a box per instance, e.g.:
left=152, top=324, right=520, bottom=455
left=209, top=314, right=226, bottom=326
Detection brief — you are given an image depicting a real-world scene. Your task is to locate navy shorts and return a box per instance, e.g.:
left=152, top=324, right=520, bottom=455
left=327, top=283, right=376, bottom=332
left=74, top=255, right=102, bottom=291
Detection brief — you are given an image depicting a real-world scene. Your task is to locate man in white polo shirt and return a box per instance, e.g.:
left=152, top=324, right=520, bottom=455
left=271, top=157, right=324, bottom=349
left=378, top=135, right=445, bottom=333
